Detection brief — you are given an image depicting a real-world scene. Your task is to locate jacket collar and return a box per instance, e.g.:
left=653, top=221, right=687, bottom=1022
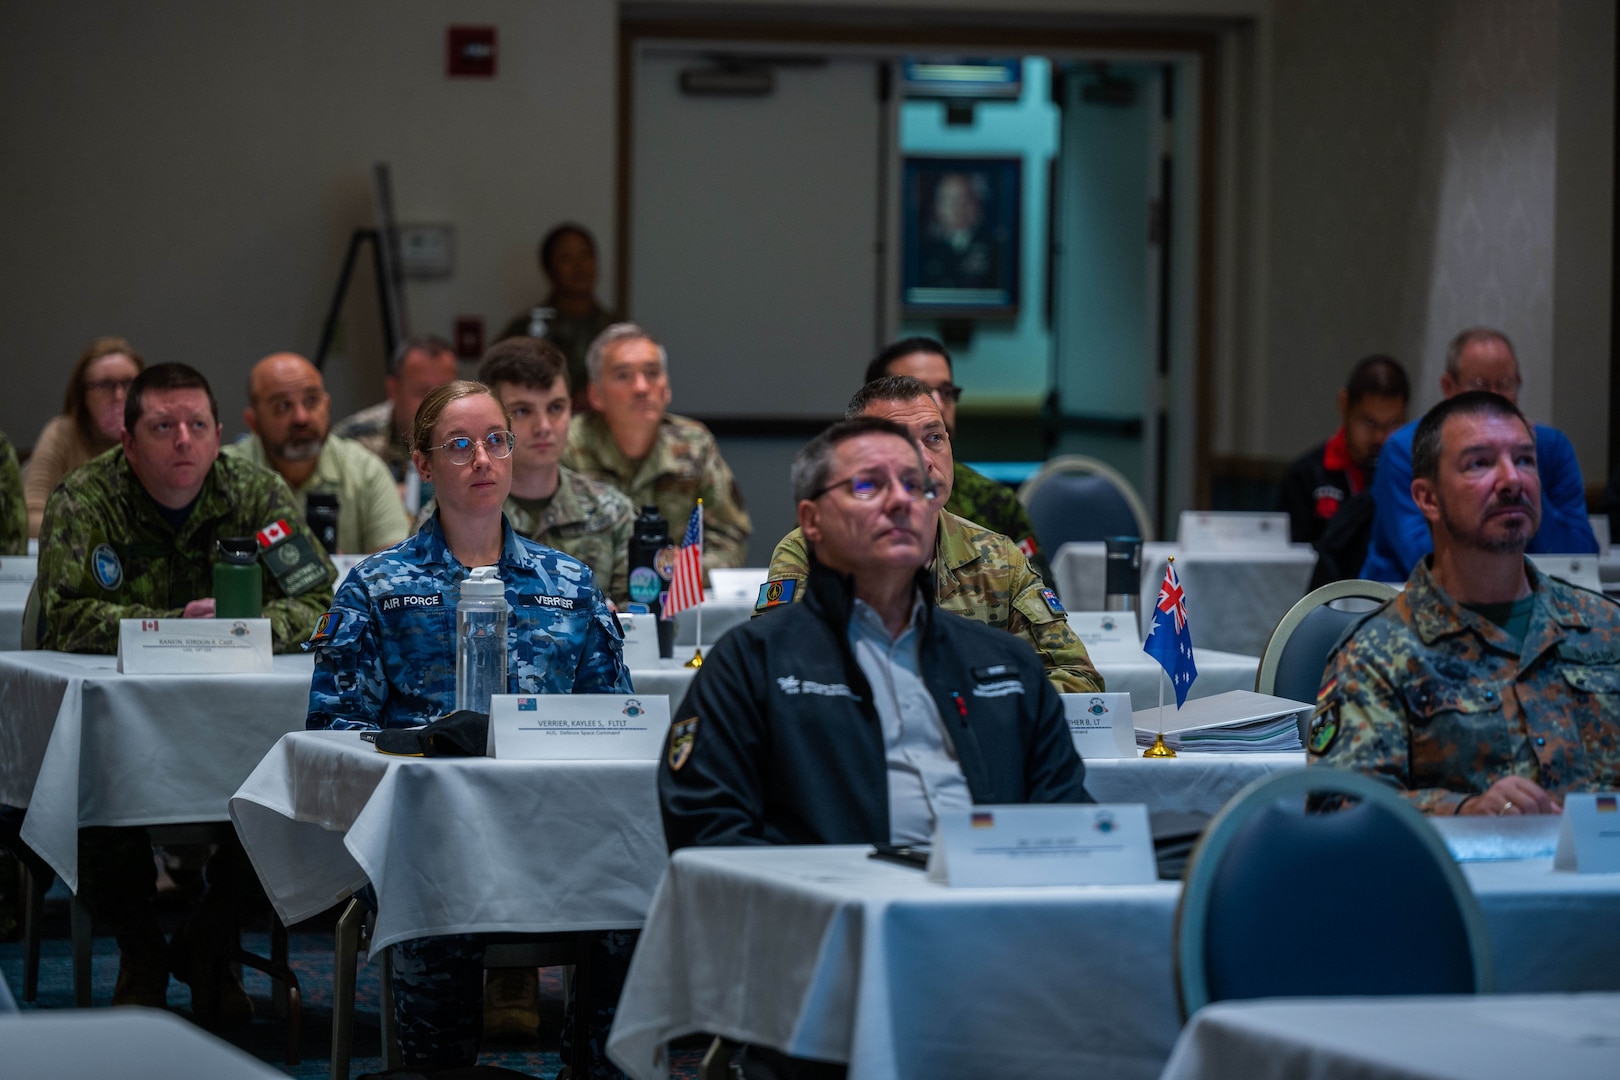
left=1406, top=554, right=1584, bottom=661
left=804, top=555, right=935, bottom=635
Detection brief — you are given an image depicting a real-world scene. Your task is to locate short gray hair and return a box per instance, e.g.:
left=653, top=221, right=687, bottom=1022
left=389, top=334, right=456, bottom=378
left=586, top=322, right=666, bottom=384
left=1444, top=327, right=1516, bottom=378
left=790, top=416, right=922, bottom=503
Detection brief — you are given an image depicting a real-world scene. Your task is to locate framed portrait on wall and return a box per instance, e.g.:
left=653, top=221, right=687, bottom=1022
left=900, top=155, right=1022, bottom=319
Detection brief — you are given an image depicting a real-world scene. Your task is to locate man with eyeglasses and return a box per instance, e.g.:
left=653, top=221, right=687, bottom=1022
left=564, top=322, right=752, bottom=576
left=663, top=414, right=1090, bottom=851
left=866, top=336, right=1049, bottom=580
left=1360, top=327, right=1598, bottom=581
left=35, top=362, right=335, bottom=1023
left=759, top=376, right=1103, bottom=694
left=226, top=352, right=410, bottom=554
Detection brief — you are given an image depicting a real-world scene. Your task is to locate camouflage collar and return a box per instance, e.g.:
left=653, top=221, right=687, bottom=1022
left=934, top=510, right=986, bottom=575
left=574, top=412, right=693, bottom=491
left=417, top=510, right=554, bottom=591
left=1407, top=555, right=1583, bottom=660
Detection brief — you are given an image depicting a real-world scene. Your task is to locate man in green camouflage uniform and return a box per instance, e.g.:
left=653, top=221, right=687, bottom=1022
left=0, top=428, right=24, bottom=555
left=331, top=334, right=460, bottom=484
left=866, top=336, right=1051, bottom=583
left=759, top=377, right=1102, bottom=695
left=1310, top=391, right=1620, bottom=814
left=36, top=363, right=335, bottom=1021
left=563, top=322, right=751, bottom=575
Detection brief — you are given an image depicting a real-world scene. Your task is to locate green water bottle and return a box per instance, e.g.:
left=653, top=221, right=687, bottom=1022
left=214, top=536, right=263, bottom=618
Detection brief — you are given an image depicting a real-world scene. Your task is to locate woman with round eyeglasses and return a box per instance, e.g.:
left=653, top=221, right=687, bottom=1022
left=305, top=379, right=629, bottom=1070
left=23, top=336, right=144, bottom=537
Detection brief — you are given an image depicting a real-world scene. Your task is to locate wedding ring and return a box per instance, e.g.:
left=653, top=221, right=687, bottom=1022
left=1498, top=799, right=1515, bottom=816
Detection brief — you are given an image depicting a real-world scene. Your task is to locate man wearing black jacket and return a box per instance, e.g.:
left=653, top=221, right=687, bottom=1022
left=661, top=416, right=1090, bottom=853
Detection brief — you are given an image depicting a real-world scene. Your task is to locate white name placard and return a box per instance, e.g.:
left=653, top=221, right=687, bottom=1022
left=1554, top=793, right=1620, bottom=874
left=488, top=693, right=670, bottom=760
left=0, top=555, right=38, bottom=583
left=617, top=613, right=663, bottom=669
left=1062, top=693, right=1137, bottom=759
left=1066, top=612, right=1141, bottom=663
left=927, top=804, right=1156, bottom=887
left=709, top=567, right=769, bottom=602
left=1178, top=511, right=1291, bottom=551
left=116, top=618, right=273, bottom=674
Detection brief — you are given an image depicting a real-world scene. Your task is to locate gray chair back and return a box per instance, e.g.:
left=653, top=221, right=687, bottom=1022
left=1255, top=579, right=1398, bottom=742
left=1018, top=455, right=1153, bottom=551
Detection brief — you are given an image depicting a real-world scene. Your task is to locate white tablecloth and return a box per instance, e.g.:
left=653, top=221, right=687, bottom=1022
left=0, top=651, right=314, bottom=892
left=1085, top=752, right=1302, bottom=813
left=1051, top=542, right=1318, bottom=657
left=230, top=730, right=668, bottom=952
left=630, top=649, right=1258, bottom=715
left=1159, top=994, right=1620, bottom=1080
left=0, top=1007, right=290, bottom=1079
left=0, top=580, right=30, bottom=648
left=607, top=848, right=1620, bottom=1080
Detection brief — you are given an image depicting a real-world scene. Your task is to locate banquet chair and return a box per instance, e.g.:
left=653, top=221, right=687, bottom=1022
left=1017, top=455, right=1154, bottom=551
left=20, top=577, right=42, bottom=650
left=1254, top=579, right=1398, bottom=743
left=1174, top=767, right=1493, bottom=1020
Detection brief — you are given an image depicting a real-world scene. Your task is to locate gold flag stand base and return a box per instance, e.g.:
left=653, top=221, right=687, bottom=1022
left=1142, top=731, right=1177, bottom=758
left=684, top=648, right=704, bottom=669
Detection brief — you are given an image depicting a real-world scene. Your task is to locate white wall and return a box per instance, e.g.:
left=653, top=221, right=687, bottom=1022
left=0, top=0, right=617, bottom=445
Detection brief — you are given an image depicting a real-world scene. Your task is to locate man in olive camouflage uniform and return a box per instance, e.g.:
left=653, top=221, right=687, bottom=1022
left=865, top=336, right=1051, bottom=583
left=759, top=377, right=1103, bottom=695
left=563, top=323, right=751, bottom=576
left=332, top=334, right=459, bottom=484
left=36, top=363, right=335, bottom=1022
left=1311, top=391, right=1620, bottom=814
left=0, top=428, right=24, bottom=555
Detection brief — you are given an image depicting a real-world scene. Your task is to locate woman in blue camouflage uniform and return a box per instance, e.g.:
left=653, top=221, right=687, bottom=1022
left=306, top=379, right=631, bottom=1073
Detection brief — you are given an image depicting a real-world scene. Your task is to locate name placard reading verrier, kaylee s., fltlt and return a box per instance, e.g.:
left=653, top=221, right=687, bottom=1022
left=487, top=694, right=671, bottom=760
left=927, top=804, right=1157, bottom=888
left=116, top=618, right=274, bottom=675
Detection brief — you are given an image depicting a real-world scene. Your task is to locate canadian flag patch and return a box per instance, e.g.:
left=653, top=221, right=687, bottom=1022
left=256, top=519, right=291, bottom=549
left=1018, top=536, right=1038, bottom=559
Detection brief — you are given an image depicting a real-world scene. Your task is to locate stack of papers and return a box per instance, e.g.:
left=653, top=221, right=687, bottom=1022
left=1133, top=690, right=1309, bottom=752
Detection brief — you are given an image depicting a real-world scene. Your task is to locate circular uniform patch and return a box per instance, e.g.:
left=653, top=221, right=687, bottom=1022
left=91, top=544, right=123, bottom=591
left=629, top=566, right=662, bottom=604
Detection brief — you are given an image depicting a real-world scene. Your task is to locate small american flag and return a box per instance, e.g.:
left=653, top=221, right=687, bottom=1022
left=663, top=502, right=704, bottom=616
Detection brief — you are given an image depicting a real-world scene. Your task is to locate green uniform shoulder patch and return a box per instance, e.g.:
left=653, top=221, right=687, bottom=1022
left=1307, top=700, right=1340, bottom=756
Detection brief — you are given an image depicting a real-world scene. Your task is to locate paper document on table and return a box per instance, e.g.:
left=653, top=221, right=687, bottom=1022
left=1132, top=689, right=1308, bottom=752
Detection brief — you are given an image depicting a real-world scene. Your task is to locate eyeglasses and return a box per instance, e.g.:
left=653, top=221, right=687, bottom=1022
left=931, top=383, right=963, bottom=404
left=85, top=378, right=135, bottom=396
left=1462, top=378, right=1522, bottom=396
left=428, top=431, right=516, bottom=465
left=811, top=471, right=939, bottom=503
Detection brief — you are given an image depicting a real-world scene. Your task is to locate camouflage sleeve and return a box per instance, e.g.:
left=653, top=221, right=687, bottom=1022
left=38, top=485, right=181, bottom=654
left=305, top=577, right=392, bottom=731
left=573, top=595, right=633, bottom=693
left=606, top=505, right=633, bottom=608
left=1309, top=642, right=1468, bottom=814
left=1007, top=556, right=1105, bottom=694
left=698, top=443, right=752, bottom=574
left=244, top=471, right=338, bottom=653
left=751, top=529, right=810, bottom=618
left=0, top=430, right=25, bottom=556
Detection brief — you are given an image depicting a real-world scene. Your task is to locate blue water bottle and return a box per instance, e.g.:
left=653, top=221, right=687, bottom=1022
left=455, top=566, right=508, bottom=715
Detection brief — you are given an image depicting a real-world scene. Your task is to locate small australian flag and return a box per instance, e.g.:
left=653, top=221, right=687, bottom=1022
left=1143, top=560, right=1198, bottom=707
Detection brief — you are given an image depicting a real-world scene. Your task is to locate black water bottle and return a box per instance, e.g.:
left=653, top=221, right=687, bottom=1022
left=306, top=492, right=340, bottom=555
left=627, top=505, right=674, bottom=658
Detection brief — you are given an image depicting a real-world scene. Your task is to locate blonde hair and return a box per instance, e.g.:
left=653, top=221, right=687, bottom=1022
left=410, top=380, right=511, bottom=454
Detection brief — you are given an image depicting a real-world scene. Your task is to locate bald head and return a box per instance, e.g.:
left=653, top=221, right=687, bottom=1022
left=245, top=352, right=330, bottom=467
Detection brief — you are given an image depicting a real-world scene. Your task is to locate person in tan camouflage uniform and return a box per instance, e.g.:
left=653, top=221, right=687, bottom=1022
left=0, top=428, right=24, bottom=555
left=331, top=334, right=459, bottom=484
left=563, top=322, right=751, bottom=576
left=35, top=362, right=334, bottom=1024
left=416, top=338, right=636, bottom=608
left=759, top=376, right=1103, bottom=695
left=864, top=336, right=1051, bottom=583
left=1310, top=391, right=1620, bottom=814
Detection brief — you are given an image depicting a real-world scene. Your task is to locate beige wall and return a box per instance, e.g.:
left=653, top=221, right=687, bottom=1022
left=0, top=0, right=617, bottom=444
left=1, top=0, right=1611, bottom=489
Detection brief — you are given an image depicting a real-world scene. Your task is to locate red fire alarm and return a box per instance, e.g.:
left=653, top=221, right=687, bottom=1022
left=454, top=317, right=485, bottom=359
left=447, top=26, right=497, bottom=78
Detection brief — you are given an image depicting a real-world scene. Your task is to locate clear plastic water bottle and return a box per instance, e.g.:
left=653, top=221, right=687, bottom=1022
left=455, top=566, right=508, bottom=714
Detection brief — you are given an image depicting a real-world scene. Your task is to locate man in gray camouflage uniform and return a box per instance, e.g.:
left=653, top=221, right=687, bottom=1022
left=36, top=362, right=335, bottom=1023
left=332, top=334, right=459, bottom=484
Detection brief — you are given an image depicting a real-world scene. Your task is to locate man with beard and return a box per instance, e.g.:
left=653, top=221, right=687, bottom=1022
left=229, top=352, right=410, bottom=554
left=1309, top=391, right=1620, bottom=814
